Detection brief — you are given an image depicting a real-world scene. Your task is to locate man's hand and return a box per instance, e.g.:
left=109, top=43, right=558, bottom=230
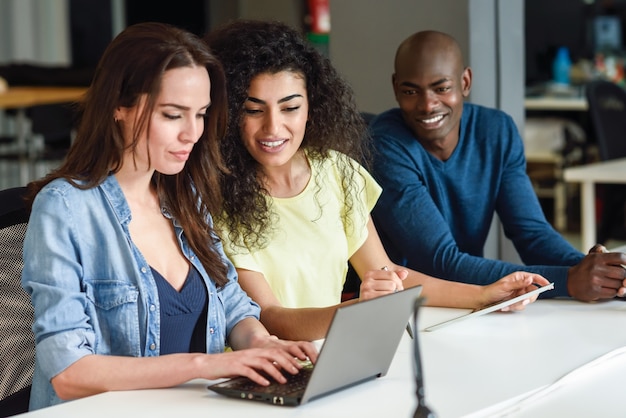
left=566, top=244, right=626, bottom=301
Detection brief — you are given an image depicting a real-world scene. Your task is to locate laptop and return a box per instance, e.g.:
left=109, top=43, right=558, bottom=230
left=207, top=285, right=423, bottom=406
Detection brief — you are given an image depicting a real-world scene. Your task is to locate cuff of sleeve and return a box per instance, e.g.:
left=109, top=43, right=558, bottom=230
left=542, top=267, right=570, bottom=298
left=37, top=330, right=95, bottom=380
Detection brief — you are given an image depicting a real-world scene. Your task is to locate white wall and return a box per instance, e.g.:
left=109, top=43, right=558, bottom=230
left=329, top=0, right=470, bottom=114
left=329, top=0, right=524, bottom=121
left=0, top=0, right=71, bottom=65
left=329, top=0, right=525, bottom=262
left=209, top=0, right=303, bottom=30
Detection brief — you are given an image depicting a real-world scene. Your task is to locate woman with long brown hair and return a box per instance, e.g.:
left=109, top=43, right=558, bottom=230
left=22, top=22, right=316, bottom=411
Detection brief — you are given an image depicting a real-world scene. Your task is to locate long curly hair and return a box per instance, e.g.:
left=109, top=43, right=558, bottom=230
left=27, top=22, right=231, bottom=286
left=205, top=19, right=370, bottom=250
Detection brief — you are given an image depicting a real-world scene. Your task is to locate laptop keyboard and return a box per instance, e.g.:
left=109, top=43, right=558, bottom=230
left=234, top=364, right=314, bottom=395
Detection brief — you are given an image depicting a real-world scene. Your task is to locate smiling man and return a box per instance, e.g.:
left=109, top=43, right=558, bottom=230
left=370, top=30, right=626, bottom=302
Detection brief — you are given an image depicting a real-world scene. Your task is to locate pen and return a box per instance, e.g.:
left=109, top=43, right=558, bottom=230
left=381, top=266, right=414, bottom=339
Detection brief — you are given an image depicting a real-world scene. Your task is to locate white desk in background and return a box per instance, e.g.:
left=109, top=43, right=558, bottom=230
left=524, top=93, right=589, bottom=231
left=0, top=86, right=86, bottom=185
left=524, top=95, right=588, bottom=112
left=564, top=157, right=626, bottom=251
left=16, top=299, right=626, bottom=418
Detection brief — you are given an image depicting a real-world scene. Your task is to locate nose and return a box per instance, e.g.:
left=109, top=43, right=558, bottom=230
left=417, top=90, right=439, bottom=113
left=181, top=117, right=204, bottom=143
left=262, top=109, right=280, bottom=136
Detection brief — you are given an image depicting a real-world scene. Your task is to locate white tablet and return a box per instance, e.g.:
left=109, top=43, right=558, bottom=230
left=424, top=282, right=555, bottom=332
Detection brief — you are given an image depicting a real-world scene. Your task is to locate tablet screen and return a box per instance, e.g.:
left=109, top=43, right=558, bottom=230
left=424, top=282, right=555, bottom=332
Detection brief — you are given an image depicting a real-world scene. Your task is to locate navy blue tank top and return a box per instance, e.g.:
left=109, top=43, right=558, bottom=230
left=151, top=265, right=208, bottom=354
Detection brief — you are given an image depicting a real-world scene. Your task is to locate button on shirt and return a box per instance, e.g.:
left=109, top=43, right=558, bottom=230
left=21, top=175, right=260, bottom=410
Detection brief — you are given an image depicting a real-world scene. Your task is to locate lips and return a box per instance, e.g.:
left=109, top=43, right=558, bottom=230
left=414, top=113, right=447, bottom=131
left=420, top=114, right=444, bottom=124
left=258, top=138, right=288, bottom=152
left=171, top=150, right=191, bottom=161
left=260, top=139, right=287, bottom=148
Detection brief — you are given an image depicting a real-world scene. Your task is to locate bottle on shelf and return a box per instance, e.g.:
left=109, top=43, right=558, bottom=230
left=552, top=46, right=572, bottom=86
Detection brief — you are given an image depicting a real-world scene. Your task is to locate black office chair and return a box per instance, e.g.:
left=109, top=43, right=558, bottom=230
left=585, top=80, right=626, bottom=244
left=29, top=102, right=77, bottom=160
left=0, top=186, right=34, bottom=417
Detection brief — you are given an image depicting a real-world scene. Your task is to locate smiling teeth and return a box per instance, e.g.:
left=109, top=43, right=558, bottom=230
left=260, top=140, right=287, bottom=148
left=421, top=115, right=444, bottom=124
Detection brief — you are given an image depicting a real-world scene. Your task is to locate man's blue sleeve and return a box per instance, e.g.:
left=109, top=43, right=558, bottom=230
left=371, top=131, right=578, bottom=298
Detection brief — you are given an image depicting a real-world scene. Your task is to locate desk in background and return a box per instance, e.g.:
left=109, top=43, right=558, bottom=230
left=0, top=86, right=87, bottom=185
left=524, top=95, right=588, bottom=112
left=524, top=82, right=588, bottom=112
left=564, top=157, right=626, bottom=251
left=523, top=104, right=589, bottom=231
left=16, top=299, right=626, bottom=418
left=0, top=86, right=87, bottom=108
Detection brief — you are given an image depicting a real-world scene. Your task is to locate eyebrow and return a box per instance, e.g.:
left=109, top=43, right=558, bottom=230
left=246, top=94, right=303, bottom=104
left=159, top=102, right=211, bottom=111
left=400, top=77, right=451, bottom=89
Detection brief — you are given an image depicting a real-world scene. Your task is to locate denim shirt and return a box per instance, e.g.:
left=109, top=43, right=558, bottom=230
left=21, top=175, right=260, bottom=410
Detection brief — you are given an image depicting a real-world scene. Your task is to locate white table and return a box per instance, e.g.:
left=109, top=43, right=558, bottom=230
left=524, top=96, right=588, bottom=112
left=563, top=157, right=626, bottom=251
left=15, top=299, right=626, bottom=418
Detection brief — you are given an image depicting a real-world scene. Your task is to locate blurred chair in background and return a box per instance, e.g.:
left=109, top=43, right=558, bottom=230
left=0, top=186, right=34, bottom=417
left=585, top=79, right=626, bottom=244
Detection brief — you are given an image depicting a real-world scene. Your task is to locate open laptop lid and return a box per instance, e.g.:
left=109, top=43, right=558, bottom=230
left=300, top=285, right=423, bottom=404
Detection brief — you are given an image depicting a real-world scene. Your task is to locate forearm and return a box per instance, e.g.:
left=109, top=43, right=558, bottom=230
left=52, top=352, right=205, bottom=400
left=259, top=304, right=352, bottom=341
left=228, top=317, right=274, bottom=349
left=403, top=268, right=485, bottom=309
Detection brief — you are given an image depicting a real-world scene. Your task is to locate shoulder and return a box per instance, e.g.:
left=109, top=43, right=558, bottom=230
left=309, top=150, right=377, bottom=190
left=35, top=178, right=81, bottom=206
left=29, top=179, right=87, bottom=234
left=460, top=104, right=524, bottom=163
left=33, top=176, right=123, bottom=214
left=463, top=103, right=517, bottom=129
left=462, top=103, right=520, bottom=147
left=370, top=108, right=410, bottom=138
left=370, top=108, right=403, bottom=126
left=370, top=109, right=420, bottom=156
left=327, top=149, right=362, bottom=168
left=311, top=149, right=361, bottom=172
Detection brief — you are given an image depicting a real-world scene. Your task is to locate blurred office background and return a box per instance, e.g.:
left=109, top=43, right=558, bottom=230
left=1, top=0, right=624, bottom=253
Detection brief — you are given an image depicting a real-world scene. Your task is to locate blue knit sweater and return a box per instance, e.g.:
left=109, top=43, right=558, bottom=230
left=370, top=103, right=583, bottom=297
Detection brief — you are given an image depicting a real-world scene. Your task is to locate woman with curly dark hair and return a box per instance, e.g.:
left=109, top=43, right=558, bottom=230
left=206, top=20, right=549, bottom=341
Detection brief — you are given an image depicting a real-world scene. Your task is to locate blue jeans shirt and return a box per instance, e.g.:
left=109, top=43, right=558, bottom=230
left=21, top=175, right=260, bottom=410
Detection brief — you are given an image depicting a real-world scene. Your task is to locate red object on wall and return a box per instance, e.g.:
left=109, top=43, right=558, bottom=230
left=307, top=0, right=330, bottom=34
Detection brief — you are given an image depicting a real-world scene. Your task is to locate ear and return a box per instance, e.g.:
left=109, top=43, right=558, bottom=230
left=461, top=67, right=472, bottom=98
left=114, top=107, right=125, bottom=122
left=392, top=73, right=400, bottom=100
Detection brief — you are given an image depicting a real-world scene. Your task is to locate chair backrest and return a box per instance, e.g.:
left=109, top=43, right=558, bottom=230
left=28, top=103, right=76, bottom=161
left=0, top=186, right=33, bottom=416
left=585, top=79, right=626, bottom=161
